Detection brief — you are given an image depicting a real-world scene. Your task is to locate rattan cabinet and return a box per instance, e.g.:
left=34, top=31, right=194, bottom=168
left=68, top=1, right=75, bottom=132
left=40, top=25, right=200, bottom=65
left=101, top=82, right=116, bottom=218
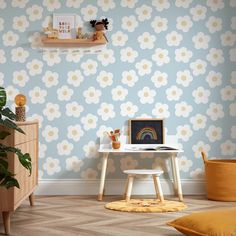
left=0, top=121, right=38, bottom=235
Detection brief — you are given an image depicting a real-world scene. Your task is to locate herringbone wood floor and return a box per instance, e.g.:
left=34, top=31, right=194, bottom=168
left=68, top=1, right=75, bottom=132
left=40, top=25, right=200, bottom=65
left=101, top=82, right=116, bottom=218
left=1, top=195, right=236, bottom=236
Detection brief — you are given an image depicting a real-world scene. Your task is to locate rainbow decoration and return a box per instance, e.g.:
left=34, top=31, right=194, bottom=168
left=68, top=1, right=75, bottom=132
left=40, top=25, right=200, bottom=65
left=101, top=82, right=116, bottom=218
left=136, top=127, right=158, bottom=141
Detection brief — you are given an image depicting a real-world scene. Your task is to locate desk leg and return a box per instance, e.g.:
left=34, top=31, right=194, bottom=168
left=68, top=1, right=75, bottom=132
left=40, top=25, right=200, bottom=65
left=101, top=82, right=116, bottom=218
left=171, top=154, right=183, bottom=202
left=98, top=152, right=109, bottom=201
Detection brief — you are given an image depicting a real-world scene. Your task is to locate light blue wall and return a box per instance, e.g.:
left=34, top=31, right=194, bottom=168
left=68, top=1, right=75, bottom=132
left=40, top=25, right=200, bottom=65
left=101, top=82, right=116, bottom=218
left=0, top=0, right=236, bottom=180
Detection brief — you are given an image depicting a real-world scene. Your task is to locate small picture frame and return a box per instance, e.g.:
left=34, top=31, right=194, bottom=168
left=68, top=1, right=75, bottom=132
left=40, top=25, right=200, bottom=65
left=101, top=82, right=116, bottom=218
left=129, top=119, right=164, bottom=144
left=53, top=13, right=76, bottom=39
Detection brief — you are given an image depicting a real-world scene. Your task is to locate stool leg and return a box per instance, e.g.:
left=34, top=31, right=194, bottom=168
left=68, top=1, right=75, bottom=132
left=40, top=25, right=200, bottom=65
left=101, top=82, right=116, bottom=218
left=123, top=177, right=129, bottom=198
left=153, top=175, right=164, bottom=203
left=126, top=175, right=134, bottom=201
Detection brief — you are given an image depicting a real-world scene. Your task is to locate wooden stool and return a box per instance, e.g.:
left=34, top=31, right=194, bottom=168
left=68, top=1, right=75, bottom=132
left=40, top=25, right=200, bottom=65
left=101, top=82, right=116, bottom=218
left=123, top=169, right=164, bottom=202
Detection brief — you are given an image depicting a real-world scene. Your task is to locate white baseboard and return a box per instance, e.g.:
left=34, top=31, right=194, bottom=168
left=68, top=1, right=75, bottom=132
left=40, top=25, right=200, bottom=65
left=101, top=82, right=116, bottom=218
left=35, top=179, right=206, bottom=196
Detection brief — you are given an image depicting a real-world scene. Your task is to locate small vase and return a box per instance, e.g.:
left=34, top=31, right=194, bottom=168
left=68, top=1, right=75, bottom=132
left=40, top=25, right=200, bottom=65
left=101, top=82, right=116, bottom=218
left=112, top=141, right=120, bottom=149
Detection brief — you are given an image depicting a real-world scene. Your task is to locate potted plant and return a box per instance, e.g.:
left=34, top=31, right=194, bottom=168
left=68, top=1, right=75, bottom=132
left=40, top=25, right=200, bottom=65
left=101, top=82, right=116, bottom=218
left=0, top=87, right=31, bottom=189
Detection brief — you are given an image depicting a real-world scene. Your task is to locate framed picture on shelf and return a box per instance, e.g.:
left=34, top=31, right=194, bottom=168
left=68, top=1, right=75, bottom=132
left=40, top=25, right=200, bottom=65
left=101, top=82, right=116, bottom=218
left=129, top=119, right=164, bottom=144
left=53, top=13, right=76, bottom=39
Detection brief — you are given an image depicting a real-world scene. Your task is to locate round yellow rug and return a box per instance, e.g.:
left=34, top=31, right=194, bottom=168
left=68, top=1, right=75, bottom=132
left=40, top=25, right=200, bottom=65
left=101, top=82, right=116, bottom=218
left=105, top=199, right=187, bottom=213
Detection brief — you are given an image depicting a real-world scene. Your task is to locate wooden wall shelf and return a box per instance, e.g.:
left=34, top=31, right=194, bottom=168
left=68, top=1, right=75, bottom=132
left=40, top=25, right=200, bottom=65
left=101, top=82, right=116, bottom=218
left=41, top=37, right=107, bottom=46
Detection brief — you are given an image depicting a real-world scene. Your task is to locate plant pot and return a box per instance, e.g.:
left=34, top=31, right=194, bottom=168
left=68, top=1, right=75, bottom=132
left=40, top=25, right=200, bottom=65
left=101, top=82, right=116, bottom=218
left=112, top=141, right=120, bottom=149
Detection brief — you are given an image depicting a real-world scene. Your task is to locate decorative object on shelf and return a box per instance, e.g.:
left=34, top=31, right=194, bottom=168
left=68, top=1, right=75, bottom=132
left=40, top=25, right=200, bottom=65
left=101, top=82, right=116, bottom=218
left=14, top=94, right=27, bottom=122
left=53, top=13, right=76, bottom=39
left=106, top=129, right=121, bottom=149
left=90, top=18, right=109, bottom=42
left=129, top=119, right=164, bottom=144
left=43, top=24, right=58, bottom=39
left=77, top=27, right=83, bottom=39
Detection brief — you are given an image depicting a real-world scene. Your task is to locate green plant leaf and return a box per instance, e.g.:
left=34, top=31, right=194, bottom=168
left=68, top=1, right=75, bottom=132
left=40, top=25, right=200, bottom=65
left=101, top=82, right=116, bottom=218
left=0, top=87, right=6, bottom=107
left=0, top=118, right=25, bottom=134
left=0, top=130, right=10, bottom=140
left=0, top=159, right=8, bottom=169
left=0, top=176, right=20, bottom=189
left=1, top=108, right=16, bottom=120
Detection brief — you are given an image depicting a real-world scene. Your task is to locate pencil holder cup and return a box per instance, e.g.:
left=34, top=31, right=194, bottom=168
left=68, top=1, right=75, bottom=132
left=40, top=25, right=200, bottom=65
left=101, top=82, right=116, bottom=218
left=112, top=141, right=120, bottom=149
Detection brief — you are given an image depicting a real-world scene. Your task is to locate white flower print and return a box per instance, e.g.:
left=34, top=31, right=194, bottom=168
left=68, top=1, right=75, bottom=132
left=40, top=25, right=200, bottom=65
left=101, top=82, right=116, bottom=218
left=206, top=48, right=224, bottom=66
left=138, top=87, right=156, bottom=104
left=192, top=87, right=210, bottom=104
left=29, top=86, right=47, bottom=104
left=220, top=31, right=236, bottom=46
left=0, top=0, right=6, bottom=9
left=97, top=103, right=115, bottom=121
left=190, top=114, right=207, bottom=130
left=176, top=16, right=193, bottom=32
left=57, top=85, right=73, bottom=101
left=11, top=47, right=29, bottom=63
left=179, top=156, right=193, bottom=172
left=231, top=17, right=236, bottom=29
left=231, top=71, right=236, bottom=84
left=2, top=31, right=19, bottom=47
left=121, top=70, right=138, bottom=87
left=120, top=102, right=138, bottom=117
left=97, top=49, right=115, bottom=66
left=81, top=168, right=98, bottom=179
left=135, top=4, right=152, bottom=21
left=138, top=32, right=156, bottom=49
left=66, top=0, right=83, bottom=8
left=83, top=87, right=101, bottom=104
left=230, top=103, right=236, bottom=116
left=97, top=159, right=115, bottom=174
left=67, top=124, right=84, bottom=142
left=192, top=32, right=210, bottom=49
left=26, top=5, right=43, bottom=21
left=152, top=103, right=170, bottom=118
left=206, top=71, right=222, bottom=88
left=151, top=16, right=168, bottom=33
left=12, top=0, right=28, bottom=8
left=81, top=59, right=98, bottom=76
left=0, top=17, right=4, bottom=31
left=96, top=125, right=113, bottom=138
left=39, top=143, right=47, bottom=159
left=83, top=141, right=99, bottom=158
left=166, top=86, right=183, bottom=101
left=230, top=0, right=236, bottom=7
left=43, top=157, right=61, bottom=176
left=190, top=168, right=205, bottom=180
left=152, top=48, right=170, bottom=66
left=5, top=86, right=19, bottom=101
left=111, top=31, right=128, bottom=46
left=57, top=140, right=73, bottom=156
left=206, top=125, right=222, bottom=142
left=175, top=102, right=193, bottom=117
left=28, top=114, right=43, bottom=128
left=97, top=0, right=115, bottom=12
left=190, top=5, right=207, bottom=21
left=66, top=50, right=83, bottom=63
left=151, top=71, right=168, bottom=88
left=0, top=50, right=6, bottom=64
left=120, top=156, right=138, bottom=171
left=230, top=49, right=236, bottom=61
left=121, top=15, right=138, bottom=32
left=175, top=0, right=193, bottom=8
left=152, top=0, right=170, bottom=11
left=42, top=125, right=59, bottom=142
left=26, top=59, right=43, bottom=76
left=192, top=141, right=211, bottom=158
left=42, top=71, right=59, bottom=88
left=206, top=16, right=222, bottom=33
left=43, top=0, right=61, bottom=12
left=176, top=70, right=193, bottom=87
left=121, top=0, right=138, bottom=8
left=135, top=59, right=152, bottom=76
left=29, top=32, right=43, bottom=49
left=96, top=71, right=113, bottom=88
left=81, top=114, right=98, bottom=131
left=111, top=85, right=128, bottom=101
left=13, top=70, right=29, bottom=87
left=166, top=31, right=183, bottom=47
left=67, top=70, right=84, bottom=87
left=42, top=52, right=61, bottom=66
left=220, top=140, right=236, bottom=155
left=0, top=73, right=4, bottom=86
left=66, top=156, right=83, bottom=172
left=175, top=47, right=193, bottom=63
left=66, top=102, right=84, bottom=118
left=120, top=47, right=138, bottom=63
left=190, top=59, right=207, bottom=76
left=231, top=126, right=236, bottom=139
left=43, top=103, right=61, bottom=121
left=177, top=125, right=193, bottom=142
left=207, top=0, right=224, bottom=12
left=220, top=86, right=236, bottom=101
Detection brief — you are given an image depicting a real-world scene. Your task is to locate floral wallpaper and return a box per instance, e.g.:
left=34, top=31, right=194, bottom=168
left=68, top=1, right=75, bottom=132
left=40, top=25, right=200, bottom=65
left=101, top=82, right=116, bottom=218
left=0, top=0, right=236, bottom=181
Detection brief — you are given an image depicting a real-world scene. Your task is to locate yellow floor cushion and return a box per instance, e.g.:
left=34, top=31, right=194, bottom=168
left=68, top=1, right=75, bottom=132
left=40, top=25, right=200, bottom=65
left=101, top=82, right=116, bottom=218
left=167, top=208, right=236, bottom=236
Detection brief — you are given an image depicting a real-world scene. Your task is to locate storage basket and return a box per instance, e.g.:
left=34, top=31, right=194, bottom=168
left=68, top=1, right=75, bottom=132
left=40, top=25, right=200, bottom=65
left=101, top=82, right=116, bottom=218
left=202, top=151, right=236, bottom=201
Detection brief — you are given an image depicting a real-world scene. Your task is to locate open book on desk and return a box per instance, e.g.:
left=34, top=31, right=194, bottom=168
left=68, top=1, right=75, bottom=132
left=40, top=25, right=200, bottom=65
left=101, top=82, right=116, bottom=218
left=124, top=144, right=179, bottom=151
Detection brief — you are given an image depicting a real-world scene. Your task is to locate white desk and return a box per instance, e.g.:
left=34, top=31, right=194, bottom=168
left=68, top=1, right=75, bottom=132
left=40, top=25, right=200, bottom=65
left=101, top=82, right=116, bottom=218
left=98, top=141, right=184, bottom=202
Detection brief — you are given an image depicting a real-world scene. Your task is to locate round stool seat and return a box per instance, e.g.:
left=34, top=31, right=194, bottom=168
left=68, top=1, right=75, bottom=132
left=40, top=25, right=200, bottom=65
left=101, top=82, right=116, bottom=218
left=123, top=169, right=164, bottom=176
